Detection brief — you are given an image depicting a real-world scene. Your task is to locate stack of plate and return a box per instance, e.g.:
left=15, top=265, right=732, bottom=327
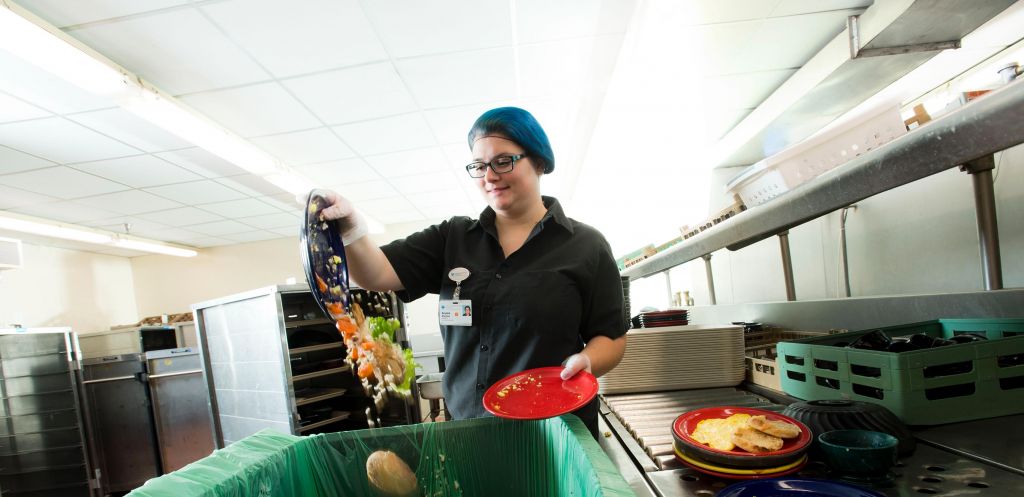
left=598, top=324, right=744, bottom=394
left=620, top=277, right=631, bottom=324
left=672, top=407, right=812, bottom=480
left=631, top=309, right=689, bottom=328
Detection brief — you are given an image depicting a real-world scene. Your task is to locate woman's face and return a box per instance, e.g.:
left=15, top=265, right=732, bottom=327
left=470, top=135, right=542, bottom=214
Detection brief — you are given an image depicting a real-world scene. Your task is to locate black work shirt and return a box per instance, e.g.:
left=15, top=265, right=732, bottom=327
left=380, top=196, right=627, bottom=435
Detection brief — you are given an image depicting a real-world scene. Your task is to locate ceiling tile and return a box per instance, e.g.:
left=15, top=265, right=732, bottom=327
left=134, top=226, right=206, bottom=242
left=771, top=0, right=872, bottom=17
left=154, top=148, right=245, bottom=178
left=295, top=158, right=382, bottom=186
left=260, top=193, right=303, bottom=212
left=362, top=0, right=511, bottom=58
left=250, top=128, right=354, bottom=166
left=0, top=51, right=115, bottom=114
left=200, top=0, right=387, bottom=78
left=136, top=207, right=224, bottom=227
left=702, top=68, right=797, bottom=110
left=365, top=148, right=449, bottom=178
left=441, top=143, right=472, bottom=169
left=0, top=92, right=51, bottom=123
left=356, top=195, right=417, bottom=214
left=11, top=200, right=120, bottom=224
left=214, top=175, right=287, bottom=197
left=404, top=189, right=469, bottom=207
left=145, top=179, right=248, bottom=204
left=71, top=154, right=203, bottom=188
left=0, top=144, right=55, bottom=175
left=179, top=82, right=320, bottom=137
left=396, top=48, right=517, bottom=108
left=18, top=0, right=191, bottom=27
left=518, top=36, right=622, bottom=98
left=0, top=185, right=57, bottom=209
left=704, top=108, right=751, bottom=141
left=0, top=166, right=129, bottom=199
left=283, top=62, right=418, bottom=124
left=235, top=212, right=300, bottom=230
left=179, top=236, right=234, bottom=248
left=67, top=108, right=193, bottom=152
left=691, top=22, right=762, bottom=76
left=516, top=0, right=638, bottom=43
left=84, top=216, right=170, bottom=235
left=332, top=114, right=436, bottom=156
left=390, top=171, right=459, bottom=195
left=333, top=180, right=399, bottom=202
left=374, top=210, right=425, bottom=224
left=665, top=0, right=778, bottom=25
left=199, top=198, right=280, bottom=218
left=75, top=190, right=184, bottom=215
left=423, top=103, right=497, bottom=145
left=66, top=8, right=270, bottom=95
left=188, top=220, right=257, bottom=236
left=0, top=117, right=141, bottom=164
left=222, top=230, right=284, bottom=243
left=268, top=226, right=301, bottom=237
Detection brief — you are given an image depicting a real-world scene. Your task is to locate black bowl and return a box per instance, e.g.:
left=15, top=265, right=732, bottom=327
left=781, top=400, right=915, bottom=456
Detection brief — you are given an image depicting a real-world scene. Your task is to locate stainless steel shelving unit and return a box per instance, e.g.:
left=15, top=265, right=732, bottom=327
left=193, top=284, right=415, bottom=447
left=622, top=78, right=1024, bottom=300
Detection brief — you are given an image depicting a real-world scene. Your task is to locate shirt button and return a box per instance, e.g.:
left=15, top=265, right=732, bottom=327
left=495, top=273, right=502, bottom=279
left=480, top=345, right=489, bottom=352
left=476, top=383, right=485, bottom=390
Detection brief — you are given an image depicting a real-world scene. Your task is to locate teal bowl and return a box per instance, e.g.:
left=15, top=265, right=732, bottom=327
left=818, top=430, right=898, bottom=477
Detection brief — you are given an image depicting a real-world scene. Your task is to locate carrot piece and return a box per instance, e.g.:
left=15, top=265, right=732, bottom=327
left=358, top=362, right=374, bottom=379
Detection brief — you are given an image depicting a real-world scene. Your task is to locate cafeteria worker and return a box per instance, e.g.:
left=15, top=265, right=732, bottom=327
left=321, top=107, right=627, bottom=438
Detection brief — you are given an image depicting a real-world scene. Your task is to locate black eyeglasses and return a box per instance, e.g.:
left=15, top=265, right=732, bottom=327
left=465, top=154, right=527, bottom=178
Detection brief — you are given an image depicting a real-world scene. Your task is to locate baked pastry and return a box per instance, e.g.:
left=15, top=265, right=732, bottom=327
left=732, top=426, right=784, bottom=453
left=748, top=415, right=802, bottom=439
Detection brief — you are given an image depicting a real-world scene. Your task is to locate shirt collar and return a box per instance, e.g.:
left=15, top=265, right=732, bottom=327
left=468, top=196, right=574, bottom=235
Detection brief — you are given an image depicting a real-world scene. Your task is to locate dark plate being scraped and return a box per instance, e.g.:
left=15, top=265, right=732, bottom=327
left=300, top=189, right=350, bottom=320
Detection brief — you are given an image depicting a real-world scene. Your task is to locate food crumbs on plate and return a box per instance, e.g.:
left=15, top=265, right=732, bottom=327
left=604, top=431, right=612, bottom=438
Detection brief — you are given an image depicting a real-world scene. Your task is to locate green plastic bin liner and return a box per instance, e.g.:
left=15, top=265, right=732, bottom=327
left=128, top=415, right=635, bottom=497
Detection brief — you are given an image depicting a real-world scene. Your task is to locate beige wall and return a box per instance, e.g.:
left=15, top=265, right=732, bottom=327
left=0, top=242, right=139, bottom=332
left=128, top=219, right=442, bottom=335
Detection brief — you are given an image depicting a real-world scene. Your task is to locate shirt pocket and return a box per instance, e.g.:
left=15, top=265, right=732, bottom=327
left=504, top=270, right=583, bottom=350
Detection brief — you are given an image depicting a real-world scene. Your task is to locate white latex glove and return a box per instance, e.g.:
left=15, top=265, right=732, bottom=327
left=318, top=190, right=368, bottom=246
left=560, top=353, right=592, bottom=380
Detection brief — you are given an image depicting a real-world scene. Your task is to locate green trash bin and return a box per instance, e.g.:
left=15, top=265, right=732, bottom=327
left=128, top=415, right=636, bottom=497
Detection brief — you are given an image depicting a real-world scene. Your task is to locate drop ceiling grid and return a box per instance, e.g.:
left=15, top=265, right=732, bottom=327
left=1, top=0, right=868, bottom=254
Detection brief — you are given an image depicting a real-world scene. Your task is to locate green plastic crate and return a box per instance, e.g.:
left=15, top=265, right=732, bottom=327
left=777, top=319, right=1024, bottom=425
left=127, top=415, right=635, bottom=497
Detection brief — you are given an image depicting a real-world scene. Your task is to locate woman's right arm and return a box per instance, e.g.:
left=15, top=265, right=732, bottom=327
left=319, top=191, right=403, bottom=292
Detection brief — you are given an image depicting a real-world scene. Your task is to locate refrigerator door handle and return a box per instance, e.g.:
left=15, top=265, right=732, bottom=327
left=147, top=369, right=203, bottom=380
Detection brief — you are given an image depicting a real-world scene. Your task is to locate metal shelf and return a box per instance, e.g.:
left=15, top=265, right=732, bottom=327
left=284, top=318, right=332, bottom=329
left=623, top=79, right=1024, bottom=281
left=291, top=365, right=350, bottom=382
left=295, top=388, right=347, bottom=406
left=298, top=412, right=350, bottom=433
left=288, top=342, right=343, bottom=355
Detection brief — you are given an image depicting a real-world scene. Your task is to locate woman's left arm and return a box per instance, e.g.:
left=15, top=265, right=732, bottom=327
left=560, top=334, right=627, bottom=379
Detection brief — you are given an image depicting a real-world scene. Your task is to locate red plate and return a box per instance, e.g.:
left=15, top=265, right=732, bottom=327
left=483, top=367, right=598, bottom=420
left=673, top=407, right=812, bottom=458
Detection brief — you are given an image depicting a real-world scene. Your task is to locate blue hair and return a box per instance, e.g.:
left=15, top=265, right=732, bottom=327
left=467, top=107, right=555, bottom=174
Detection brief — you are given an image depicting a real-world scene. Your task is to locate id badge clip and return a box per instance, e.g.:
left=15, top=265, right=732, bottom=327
left=440, top=267, right=472, bottom=327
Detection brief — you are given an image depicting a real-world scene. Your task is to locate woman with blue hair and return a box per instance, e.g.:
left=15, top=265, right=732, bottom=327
left=320, top=107, right=627, bottom=438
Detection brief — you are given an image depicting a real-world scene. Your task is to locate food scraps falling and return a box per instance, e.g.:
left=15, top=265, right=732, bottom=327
left=337, top=304, right=419, bottom=406
left=690, top=414, right=801, bottom=453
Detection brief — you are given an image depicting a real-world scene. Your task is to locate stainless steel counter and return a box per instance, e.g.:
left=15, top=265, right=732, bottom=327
left=600, top=392, right=1024, bottom=497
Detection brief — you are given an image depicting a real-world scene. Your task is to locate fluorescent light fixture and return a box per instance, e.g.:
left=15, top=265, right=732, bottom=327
left=113, top=237, right=197, bottom=257
left=0, top=3, right=129, bottom=96
left=123, top=91, right=280, bottom=176
left=0, top=214, right=112, bottom=244
left=263, top=170, right=316, bottom=196
left=0, top=212, right=198, bottom=257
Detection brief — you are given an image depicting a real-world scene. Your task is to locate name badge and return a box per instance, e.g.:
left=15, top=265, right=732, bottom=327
left=439, top=300, right=472, bottom=326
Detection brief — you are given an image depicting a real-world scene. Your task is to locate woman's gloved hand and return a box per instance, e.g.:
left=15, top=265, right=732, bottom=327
left=560, top=352, right=592, bottom=380
left=318, top=190, right=368, bottom=246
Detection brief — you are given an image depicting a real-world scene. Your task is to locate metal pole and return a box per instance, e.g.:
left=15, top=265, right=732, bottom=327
left=663, top=271, right=673, bottom=307
left=702, top=254, right=717, bottom=305
left=840, top=205, right=857, bottom=297
left=960, top=155, right=1003, bottom=290
left=778, top=231, right=796, bottom=301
